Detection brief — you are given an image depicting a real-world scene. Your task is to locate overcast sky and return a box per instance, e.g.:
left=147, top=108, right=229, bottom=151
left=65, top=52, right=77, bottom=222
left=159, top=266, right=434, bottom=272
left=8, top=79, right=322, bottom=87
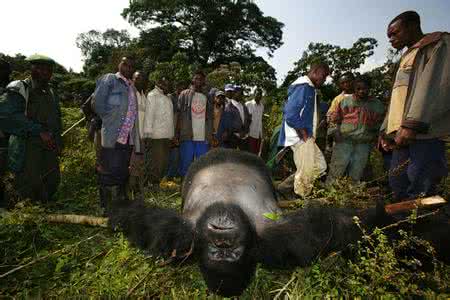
left=2, top=0, right=450, bottom=83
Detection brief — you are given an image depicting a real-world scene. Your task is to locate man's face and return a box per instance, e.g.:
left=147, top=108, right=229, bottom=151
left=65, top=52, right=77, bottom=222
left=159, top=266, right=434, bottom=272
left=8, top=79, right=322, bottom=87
left=234, top=90, right=243, bottom=102
left=158, top=80, right=170, bottom=94
left=339, top=79, right=353, bottom=94
left=255, top=89, right=262, bottom=102
left=311, top=68, right=329, bottom=88
left=118, top=58, right=135, bottom=79
left=132, top=72, right=146, bottom=91
left=192, top=74, right=205, bottom=91
left=225, top=90, right=234, bottom=99
left=215, top=95, right=226, bottom=106
left=0, top=66, right=11, bottom=84
left=354, top=82, right=369, bottom=100
left=387, top=20, right=411, bottom=50
left=31, top=63, right=53, bottom=87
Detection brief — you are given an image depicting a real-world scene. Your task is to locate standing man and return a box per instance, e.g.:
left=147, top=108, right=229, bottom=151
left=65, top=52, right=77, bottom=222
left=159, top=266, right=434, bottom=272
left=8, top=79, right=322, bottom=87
left=0, top=59, right=12, bottom=210
left=327, top=73, right=354, bottom=139
left=326, top=77, right=384, bottom=184
left=166, top=81, right=186, bottom=180
left=128, top=71, right=147, bottom=198
left=143, top=78, right=174, bottom=184
left=380, top=11, right=450, bottom=201
left=176, top=70, right=213, bottom=177
left=277, top=63, right=330, bottom=196
left=212, top=90, right=228, bottom=148
left=245, top=88, right=264, bottom=155
left=94, top=57, right=141, bottom=213
left=0, top=54, right=62, bottom=203
left=223, top=84, right=251, bottom=150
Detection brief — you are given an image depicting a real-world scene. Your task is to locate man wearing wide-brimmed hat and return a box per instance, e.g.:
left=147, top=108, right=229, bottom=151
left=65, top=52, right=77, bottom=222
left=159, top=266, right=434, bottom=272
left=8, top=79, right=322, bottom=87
left=0, top=54, right=62, bottom=203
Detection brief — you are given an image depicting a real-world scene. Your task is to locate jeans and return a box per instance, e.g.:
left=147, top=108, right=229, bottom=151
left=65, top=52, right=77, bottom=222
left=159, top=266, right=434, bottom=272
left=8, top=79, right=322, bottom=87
left=179, top=141, right=209, bottom=177
left=389, top=139, right=448, bottom=201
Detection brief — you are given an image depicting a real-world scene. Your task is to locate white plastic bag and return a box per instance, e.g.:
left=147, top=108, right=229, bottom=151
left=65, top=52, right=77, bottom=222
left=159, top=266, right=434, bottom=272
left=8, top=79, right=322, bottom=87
left=291, top=138, right=327, bottom=197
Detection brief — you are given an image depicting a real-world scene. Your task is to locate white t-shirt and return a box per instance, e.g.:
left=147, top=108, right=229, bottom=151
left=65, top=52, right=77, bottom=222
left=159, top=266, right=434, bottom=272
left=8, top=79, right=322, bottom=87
left=246, top=99, right=264, bottom=139
left=191, top=92, right=207, bottom=141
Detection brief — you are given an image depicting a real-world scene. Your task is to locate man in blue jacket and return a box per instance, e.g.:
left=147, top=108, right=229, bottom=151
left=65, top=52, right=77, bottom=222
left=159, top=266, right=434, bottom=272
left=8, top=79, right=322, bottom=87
left=278, top=63, right=330, bottom=194
left=93, top=57, right=142, bottom=214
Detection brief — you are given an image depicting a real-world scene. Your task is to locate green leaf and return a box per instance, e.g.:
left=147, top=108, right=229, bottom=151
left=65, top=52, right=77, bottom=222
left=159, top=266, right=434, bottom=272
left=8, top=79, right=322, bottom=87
left=263, top=212, right=280, bottom=221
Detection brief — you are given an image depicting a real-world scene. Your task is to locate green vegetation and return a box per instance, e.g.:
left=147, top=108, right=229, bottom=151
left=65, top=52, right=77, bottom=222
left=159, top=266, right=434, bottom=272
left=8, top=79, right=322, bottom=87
left=1, top=107, right=449, bottom=298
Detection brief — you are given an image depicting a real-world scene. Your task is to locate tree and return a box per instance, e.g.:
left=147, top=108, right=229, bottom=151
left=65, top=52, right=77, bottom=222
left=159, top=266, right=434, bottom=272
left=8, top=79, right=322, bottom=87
left=207, top=56, right=276, bottom=93
left=282, top=38, right=378, bottom=87
left=76, top=29, right=132, bottom=77
left=122, top=0, right=284, bottom=65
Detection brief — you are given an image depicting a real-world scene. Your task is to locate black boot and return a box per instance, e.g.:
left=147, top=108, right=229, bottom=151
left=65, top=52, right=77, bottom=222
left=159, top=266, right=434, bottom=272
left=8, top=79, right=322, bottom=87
left=99, top=185, right=127, bottom=217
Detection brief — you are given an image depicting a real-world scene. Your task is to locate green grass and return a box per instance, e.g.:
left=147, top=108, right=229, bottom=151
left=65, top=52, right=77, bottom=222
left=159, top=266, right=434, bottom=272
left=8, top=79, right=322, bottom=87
left=0, top=107, right=449, bottom=298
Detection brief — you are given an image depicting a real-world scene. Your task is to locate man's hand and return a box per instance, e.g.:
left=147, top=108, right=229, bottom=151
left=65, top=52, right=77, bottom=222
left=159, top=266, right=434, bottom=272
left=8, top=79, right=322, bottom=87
left=296, top=128, right=309, bottom=142
left=171, top=137, right=180, bottom=147
left=394, top=127, right=416, bottom=147
left=40, top=132, right=56, bottom=150
left=378, top=135, right=394, bottom=151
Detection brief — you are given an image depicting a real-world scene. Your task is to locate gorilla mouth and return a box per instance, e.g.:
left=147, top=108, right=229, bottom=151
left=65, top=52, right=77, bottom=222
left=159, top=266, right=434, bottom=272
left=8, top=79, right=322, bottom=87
left=208, top=245, right=244, bottom=262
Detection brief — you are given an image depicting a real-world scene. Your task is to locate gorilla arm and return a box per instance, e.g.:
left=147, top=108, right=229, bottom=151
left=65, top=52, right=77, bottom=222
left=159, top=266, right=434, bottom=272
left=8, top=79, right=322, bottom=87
left=109, top=201, right=194, bottom=259
left=257, top=207, right=379, bottom=268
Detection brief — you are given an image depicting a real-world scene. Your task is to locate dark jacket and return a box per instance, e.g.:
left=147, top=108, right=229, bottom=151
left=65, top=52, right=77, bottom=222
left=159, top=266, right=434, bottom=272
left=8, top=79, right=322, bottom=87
left=177, top=87, right=214, bottom=143
left=0, top=79, right=62, bottom=172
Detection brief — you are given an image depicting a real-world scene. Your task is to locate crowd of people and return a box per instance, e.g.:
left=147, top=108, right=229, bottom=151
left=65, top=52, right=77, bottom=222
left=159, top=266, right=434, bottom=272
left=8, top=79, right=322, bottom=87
left=0, top=10, right=448, bottom=213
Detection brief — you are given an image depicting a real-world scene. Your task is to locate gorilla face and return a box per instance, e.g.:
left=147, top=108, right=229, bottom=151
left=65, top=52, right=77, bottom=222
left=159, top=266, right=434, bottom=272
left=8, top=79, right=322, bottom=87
left=196, top=203, right=257, bottom=296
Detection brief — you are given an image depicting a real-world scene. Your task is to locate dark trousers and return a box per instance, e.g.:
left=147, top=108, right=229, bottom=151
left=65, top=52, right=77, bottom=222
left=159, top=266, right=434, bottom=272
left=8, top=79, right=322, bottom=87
left=98, top=143, right=132, bottom=186
left=389, top=139, right=448, bottom=201
left=167, top=147, right=180, bottom=178
left=148, top=138, right=171, bottom=183
left=0, top=144, right=7, bottom=208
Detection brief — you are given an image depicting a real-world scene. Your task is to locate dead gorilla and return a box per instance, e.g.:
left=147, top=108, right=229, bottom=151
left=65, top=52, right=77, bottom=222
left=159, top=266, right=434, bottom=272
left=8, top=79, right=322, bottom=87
left=110, top=149, right=450, bottom=297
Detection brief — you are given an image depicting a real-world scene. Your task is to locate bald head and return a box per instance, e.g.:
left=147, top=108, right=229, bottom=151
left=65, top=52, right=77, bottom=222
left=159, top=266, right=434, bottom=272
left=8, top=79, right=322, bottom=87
left=118, top=57, right=135, bottom=79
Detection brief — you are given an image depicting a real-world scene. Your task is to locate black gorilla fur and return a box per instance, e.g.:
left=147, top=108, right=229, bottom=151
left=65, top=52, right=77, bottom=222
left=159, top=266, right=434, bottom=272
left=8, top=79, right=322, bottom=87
left=110, top=149, right=450, bottom=297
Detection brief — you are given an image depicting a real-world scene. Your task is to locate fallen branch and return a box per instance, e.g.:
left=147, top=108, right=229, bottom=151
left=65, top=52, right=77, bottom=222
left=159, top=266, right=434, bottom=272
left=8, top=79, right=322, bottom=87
left=0, top=233, right=100, bottom=279
left=45, top=214, right=108, bottom=227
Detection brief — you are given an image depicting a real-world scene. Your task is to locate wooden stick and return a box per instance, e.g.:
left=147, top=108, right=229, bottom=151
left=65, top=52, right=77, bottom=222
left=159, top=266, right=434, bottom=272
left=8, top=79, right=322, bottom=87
left=62, top=116, right=86, bottom=137
left=45, top=214, right=108, bottom=227
left=385, top=196, right=446, bottom=215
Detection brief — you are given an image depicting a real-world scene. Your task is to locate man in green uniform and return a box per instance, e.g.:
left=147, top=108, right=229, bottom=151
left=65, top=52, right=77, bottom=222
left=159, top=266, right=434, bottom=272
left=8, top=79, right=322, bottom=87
left=0, top=58, right=12, bottom=210
left=0, top=54, right=62, bottom=203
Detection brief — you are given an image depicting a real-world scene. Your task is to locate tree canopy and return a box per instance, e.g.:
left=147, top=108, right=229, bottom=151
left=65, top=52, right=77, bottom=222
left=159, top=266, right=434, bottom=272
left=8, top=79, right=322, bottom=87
left=122, top=0, right=284, bottom=65
left=282, top=38, right=378, bottom=86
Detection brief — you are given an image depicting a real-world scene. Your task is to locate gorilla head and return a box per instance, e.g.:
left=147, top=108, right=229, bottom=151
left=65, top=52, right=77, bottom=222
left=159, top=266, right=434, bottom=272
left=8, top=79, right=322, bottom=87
left=196, top=202, right=257, bottom=296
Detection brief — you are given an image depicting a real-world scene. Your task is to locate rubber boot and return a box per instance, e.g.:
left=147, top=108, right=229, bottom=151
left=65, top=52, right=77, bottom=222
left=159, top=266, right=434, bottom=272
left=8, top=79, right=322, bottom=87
left=99, top=185, right=127, bottom=217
